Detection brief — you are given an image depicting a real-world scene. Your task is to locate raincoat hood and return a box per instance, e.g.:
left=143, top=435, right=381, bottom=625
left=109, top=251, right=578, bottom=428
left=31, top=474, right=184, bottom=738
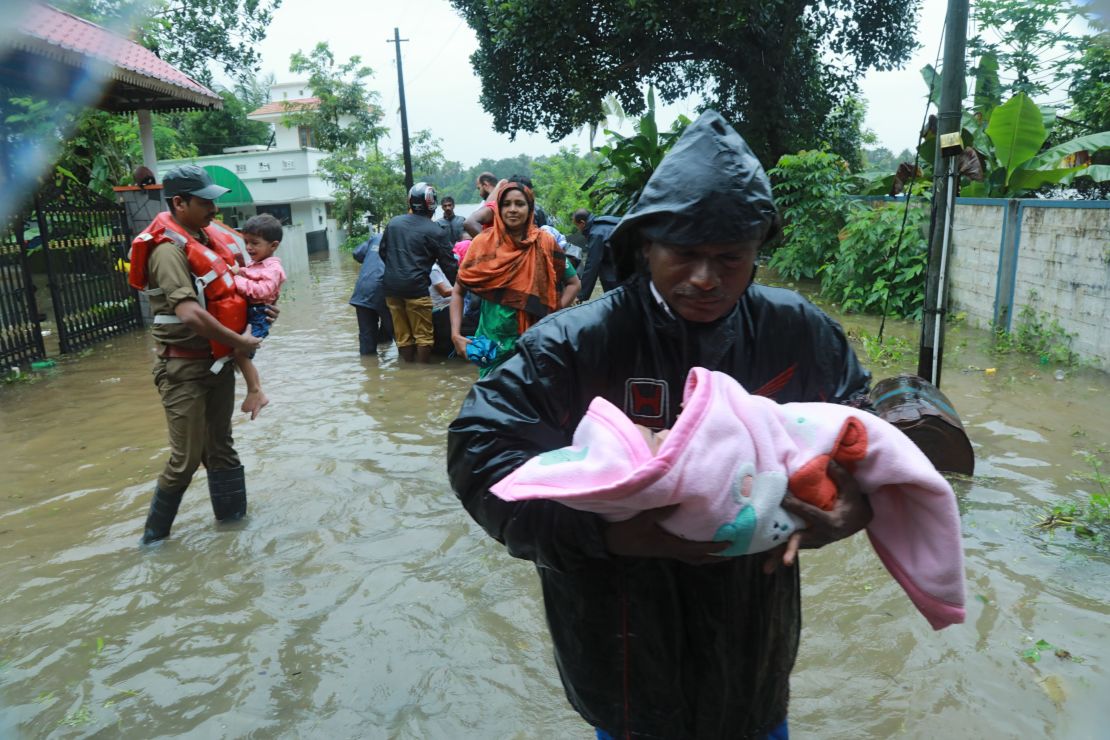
left=609, top=110, right=778, bottom=279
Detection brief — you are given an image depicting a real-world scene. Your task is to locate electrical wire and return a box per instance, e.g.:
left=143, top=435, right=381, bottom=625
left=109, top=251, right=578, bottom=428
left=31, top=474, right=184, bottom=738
left=876, top=15, right=947, bottom=343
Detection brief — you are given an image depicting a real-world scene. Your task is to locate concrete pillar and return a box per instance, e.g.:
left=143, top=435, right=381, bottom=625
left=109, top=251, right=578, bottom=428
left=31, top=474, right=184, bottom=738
left=136, top=109, right=158, bottom=172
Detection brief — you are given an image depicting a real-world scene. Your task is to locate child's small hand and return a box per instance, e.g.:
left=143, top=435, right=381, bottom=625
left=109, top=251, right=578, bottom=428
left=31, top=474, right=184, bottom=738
left=228, top=263, right=240, bottom=275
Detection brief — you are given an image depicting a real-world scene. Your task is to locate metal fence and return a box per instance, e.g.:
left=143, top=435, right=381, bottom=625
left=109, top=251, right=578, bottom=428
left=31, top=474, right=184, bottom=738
left=0, top=212, right=46, bottom=368
left=35, top=176, right=142, bottom=354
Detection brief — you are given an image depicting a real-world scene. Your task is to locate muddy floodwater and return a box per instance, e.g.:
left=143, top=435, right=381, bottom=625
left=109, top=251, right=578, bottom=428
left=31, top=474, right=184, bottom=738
left=2, top=252, right=1107, bottom=738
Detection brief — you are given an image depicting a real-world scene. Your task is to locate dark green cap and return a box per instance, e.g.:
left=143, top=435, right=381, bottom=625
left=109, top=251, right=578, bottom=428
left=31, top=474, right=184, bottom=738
left=162, top=164, right=229, bottom=200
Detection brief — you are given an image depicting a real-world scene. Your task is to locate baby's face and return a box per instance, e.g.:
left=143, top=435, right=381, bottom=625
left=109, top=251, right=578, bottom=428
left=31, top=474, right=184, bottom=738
left=635, top=425, right=670, bottom=455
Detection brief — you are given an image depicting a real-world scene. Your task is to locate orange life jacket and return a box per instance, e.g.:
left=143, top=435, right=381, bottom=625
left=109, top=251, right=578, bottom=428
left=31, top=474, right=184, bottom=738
left=129, top=212, right=248, bottom=366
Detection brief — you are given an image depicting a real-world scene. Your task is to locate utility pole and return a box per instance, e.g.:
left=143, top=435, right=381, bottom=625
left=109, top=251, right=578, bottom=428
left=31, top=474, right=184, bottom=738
left=388, top=28, right=414, bottom=190
left=917, top=0, right=969, bottom=388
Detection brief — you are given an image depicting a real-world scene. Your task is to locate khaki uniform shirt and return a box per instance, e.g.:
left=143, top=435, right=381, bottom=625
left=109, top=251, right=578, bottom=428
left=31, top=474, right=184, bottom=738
left=147, top=241, right=209, bottom=350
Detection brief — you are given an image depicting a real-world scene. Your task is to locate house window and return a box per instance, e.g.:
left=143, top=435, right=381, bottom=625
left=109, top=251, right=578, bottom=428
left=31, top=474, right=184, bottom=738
left=235, top=164, right=247, bottom=174
left=282, top=159, right=295, bottom=170
left=256, top=204, right=292, bottom=226
left=298, top=126, right=316, bottom=148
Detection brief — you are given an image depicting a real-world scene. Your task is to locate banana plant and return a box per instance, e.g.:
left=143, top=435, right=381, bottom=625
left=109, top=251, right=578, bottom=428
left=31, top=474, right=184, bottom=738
left=581, top=89, right=691, bottom=215
left=865, top=62, right=1110, bottom=198
left=963, top=93, right=1110, bottom=197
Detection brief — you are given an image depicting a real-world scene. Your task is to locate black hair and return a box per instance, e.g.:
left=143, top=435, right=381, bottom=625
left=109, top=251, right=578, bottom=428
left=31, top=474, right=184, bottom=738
left=167, top=193, right=193, bottom=214
left=477, top=171, right=497, bottom=186
left=441, top=196, right=455, bottom=206
left=508, top=174, right=534, bottom=190
left=572, top=208, right=590, bottom=223
left=240, top=213, right=283, bottom=243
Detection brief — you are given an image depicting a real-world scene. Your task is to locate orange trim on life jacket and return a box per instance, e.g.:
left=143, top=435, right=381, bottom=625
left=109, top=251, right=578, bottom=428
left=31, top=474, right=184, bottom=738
left=128, top=212, right=247, bottom=359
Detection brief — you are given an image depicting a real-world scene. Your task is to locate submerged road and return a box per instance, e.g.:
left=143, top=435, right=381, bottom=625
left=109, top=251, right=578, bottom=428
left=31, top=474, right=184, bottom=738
left=1, top=251, right=1107, bottom=737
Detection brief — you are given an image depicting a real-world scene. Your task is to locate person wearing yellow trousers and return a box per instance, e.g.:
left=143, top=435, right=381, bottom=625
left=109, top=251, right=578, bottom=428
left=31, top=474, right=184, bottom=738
left=130, top=165, right=262, bottom=544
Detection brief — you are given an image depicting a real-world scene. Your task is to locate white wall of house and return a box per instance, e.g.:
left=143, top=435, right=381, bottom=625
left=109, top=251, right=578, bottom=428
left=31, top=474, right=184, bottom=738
left=156, top=147, right=335, bottom=273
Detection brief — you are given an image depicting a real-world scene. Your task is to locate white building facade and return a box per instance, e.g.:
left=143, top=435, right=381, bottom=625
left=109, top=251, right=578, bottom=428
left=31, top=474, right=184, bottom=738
left=156, top=81, right=344, bottom=273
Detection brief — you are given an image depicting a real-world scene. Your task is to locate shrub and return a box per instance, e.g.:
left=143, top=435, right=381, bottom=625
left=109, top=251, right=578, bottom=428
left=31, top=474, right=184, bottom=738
left=819, top=201, right=929, bottom=318
left=768, top=150, right=851, bottom=280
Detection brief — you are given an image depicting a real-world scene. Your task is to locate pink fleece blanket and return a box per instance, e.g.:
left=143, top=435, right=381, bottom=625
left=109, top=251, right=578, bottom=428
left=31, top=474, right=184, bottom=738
left=490, top=367, right=966, bottom=630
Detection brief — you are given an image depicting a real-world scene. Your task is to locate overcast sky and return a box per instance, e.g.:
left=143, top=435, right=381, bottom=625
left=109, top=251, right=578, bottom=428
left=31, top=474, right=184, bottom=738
left=247, top=0, right=1100, bottom=166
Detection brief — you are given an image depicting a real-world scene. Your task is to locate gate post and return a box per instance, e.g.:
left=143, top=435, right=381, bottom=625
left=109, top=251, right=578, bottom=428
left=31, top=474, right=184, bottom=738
left=33, top=195, right=71, bottom=354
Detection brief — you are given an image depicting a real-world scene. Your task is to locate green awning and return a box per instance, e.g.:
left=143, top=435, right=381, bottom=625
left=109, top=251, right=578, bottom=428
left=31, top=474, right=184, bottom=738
left=202, top=165, right=253, bottom=205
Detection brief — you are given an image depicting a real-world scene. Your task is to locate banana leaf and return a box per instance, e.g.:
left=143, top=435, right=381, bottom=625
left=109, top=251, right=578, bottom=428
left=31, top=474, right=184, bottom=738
left=1063, top=164, right=1110, bottom=184
left=986, top=94, right=1046, bottom=186
left=1008, top=166, right=1086, bottom=192
left=1023, top=131, right=1110, bottom=172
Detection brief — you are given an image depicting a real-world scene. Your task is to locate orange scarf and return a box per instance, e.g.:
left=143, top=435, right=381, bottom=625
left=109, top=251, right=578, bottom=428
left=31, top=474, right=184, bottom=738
left=458, top=184, right=564, bottom=334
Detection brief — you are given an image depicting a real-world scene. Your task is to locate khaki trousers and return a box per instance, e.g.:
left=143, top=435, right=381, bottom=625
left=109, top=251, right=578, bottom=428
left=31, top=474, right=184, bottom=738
left=153, top=357, right=240, bottom=491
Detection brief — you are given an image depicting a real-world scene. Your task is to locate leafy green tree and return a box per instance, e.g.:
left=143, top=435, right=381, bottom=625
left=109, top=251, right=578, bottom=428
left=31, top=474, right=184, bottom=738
left=1069, top=37, right=1110, bottom=133
left=583, top=92, right=691, bottom=215
left=767, top=150, right=851, bottom=280
left=819, top=202, right=928, bottom=319
left=282, top=42, right=387, bottom=153
left=409, top=130, right=446, bottom=181
left=318, top=149, right=407, bottom=234
left=821, top=97, right=877, bottom=173
left=54, top=0, right=282, bottom=85
left=969, top=0, right=1088, bottom=99
left=448, top=0, right=919, bottom=165
left=280, top=43, right=390, bottom=233
left=2, top=98, right=195, bottom=198
left=421, top=154, right=536, bottom=204
left=180, top=87, right=271, bottom=155
left=862, top=146, right=916, bottom=174
left=531, top=147, right=599, bottom=231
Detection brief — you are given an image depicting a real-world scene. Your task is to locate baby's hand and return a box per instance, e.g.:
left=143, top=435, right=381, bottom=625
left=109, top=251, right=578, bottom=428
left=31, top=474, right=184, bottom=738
left=635, top=425, right=669, bottom=455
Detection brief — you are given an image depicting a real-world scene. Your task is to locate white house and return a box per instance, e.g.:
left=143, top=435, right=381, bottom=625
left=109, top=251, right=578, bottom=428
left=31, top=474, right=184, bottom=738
left=156, top=81, right=345, bottom=272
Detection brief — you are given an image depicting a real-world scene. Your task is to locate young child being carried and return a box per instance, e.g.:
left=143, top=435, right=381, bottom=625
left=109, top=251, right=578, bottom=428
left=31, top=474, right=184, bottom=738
left=490, top=366, right=967, bottom=630
left=228, top=213, right=287, bottom=419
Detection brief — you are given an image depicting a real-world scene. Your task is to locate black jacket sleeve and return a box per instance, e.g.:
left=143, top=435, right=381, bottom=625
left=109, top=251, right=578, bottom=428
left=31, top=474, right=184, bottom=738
left=446, top=332, right=609, bottom=572
left=432, top=229, right=458, bottom=284
left=807, top=305, right=873, bottom=409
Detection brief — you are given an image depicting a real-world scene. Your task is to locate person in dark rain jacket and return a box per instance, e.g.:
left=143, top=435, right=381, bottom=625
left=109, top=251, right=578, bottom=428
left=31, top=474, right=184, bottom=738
left=447, top=111, right=875, bottom=740
left=349, top=234, right=393, bottom=354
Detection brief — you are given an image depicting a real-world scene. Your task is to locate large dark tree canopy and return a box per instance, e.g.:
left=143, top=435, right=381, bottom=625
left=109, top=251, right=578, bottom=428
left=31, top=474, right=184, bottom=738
left=450, top=0, right=920, bottom=165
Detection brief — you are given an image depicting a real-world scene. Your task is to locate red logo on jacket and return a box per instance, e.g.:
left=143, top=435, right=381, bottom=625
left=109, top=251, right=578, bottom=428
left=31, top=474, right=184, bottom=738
left=624, top=378, right=669, bottom=428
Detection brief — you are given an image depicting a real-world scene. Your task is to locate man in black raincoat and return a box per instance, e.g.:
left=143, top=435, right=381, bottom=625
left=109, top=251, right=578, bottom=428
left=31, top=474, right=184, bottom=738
left=447, top=111, right=874, bottom=739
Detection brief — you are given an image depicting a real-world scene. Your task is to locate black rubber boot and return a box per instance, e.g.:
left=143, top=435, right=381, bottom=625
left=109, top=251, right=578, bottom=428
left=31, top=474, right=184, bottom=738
left=208, top=465, right=247, bottom=521
left=140, top=485, right=186, bottom=544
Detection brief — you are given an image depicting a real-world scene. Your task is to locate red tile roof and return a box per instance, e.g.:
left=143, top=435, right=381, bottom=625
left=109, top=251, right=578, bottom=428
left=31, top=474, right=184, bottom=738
left=248, top=97, right=321, bottom=118
left=13, top=3, right=221, bottom=110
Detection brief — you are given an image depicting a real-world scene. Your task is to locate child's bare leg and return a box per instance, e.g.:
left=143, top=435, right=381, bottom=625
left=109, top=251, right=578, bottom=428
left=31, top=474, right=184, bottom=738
left=234, top=351, right=269, bottom=420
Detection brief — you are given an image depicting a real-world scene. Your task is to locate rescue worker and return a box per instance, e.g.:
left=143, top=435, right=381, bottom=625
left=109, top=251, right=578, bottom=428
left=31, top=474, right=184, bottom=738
left=447, top=111, right=874, bottom=739
left=129, top=165, right=262, bottom=544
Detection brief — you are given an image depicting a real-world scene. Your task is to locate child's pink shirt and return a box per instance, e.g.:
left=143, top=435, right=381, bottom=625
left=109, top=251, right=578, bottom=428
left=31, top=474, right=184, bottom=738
left=234, top=256, right=286, bottom=304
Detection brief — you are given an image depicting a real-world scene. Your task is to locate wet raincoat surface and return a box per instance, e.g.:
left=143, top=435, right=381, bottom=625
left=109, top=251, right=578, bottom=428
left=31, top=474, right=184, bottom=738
left=446, top=111, right=872, bottom=739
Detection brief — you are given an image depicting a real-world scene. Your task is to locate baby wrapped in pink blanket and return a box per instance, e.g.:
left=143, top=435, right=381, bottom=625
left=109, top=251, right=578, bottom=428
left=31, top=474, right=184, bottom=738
left=491, top=367, right=966, bottom=629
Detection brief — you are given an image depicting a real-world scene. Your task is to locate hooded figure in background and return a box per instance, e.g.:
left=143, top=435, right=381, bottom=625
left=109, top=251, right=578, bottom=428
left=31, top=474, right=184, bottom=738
left=447, top=111, right=875, bottom=739
left=350, top=234, right=394, bottom=354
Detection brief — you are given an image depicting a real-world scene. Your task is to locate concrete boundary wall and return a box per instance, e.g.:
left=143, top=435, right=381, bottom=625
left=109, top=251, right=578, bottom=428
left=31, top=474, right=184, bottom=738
left=948, top=198, right=1110, bottom=372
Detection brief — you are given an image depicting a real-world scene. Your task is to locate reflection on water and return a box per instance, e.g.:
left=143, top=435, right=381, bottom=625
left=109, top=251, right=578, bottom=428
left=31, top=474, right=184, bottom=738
left=2, top=254, right=1107, bottom=738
